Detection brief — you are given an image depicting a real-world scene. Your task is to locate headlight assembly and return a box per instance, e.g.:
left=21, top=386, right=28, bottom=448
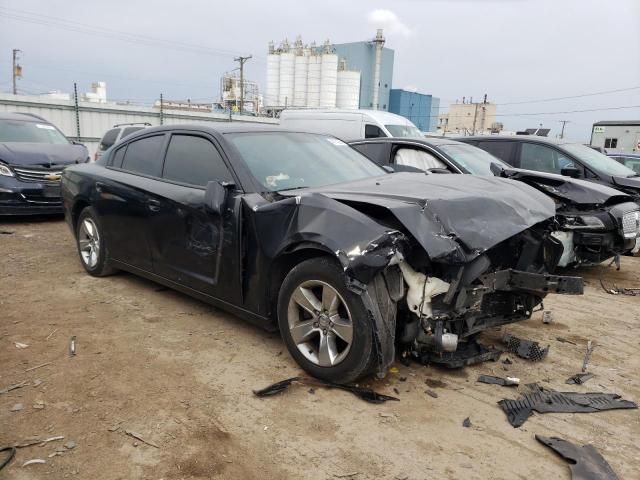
left=562, top=215, right=606, bottom=230
left=0, top=163, right=14, bottom=177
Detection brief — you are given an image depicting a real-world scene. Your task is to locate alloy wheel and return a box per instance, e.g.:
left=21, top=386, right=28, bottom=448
left=78, top=218, right=100, bottom=268
left=287, top=280, right=354, bottom=367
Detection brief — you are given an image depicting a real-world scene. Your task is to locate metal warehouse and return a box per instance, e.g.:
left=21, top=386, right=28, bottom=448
left=591, top=120, right=640, bottom=152
left=388, top=89, right=440, bottom=132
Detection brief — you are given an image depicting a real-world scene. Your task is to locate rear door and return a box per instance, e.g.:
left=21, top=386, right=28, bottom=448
left=94, top=133, right=168, bottom=271
left=145, top=132, right=241, bottom=302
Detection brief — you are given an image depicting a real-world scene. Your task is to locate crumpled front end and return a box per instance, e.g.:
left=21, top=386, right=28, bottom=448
left=391, top=221, right=583, bottom=368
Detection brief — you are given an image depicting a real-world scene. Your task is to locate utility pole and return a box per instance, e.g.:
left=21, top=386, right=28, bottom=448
left=559, top=120, right=569, bottom=139
left=159, top=93, right=164, bottom=125
left=12, top=49, right=22, bottom=95
left=471, top=102, right=479, bottom=135
left=233, top=55, right=252, bottom=115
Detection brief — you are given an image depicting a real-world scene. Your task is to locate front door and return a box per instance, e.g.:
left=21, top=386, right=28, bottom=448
left=145, top=132, right=241, bottom=303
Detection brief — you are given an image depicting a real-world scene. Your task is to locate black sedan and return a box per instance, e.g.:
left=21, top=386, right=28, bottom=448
left=350, top=137, right=640, bottom=265
left=0, top=112, right=89, bottom=215
left=458, top=135, right=640, bottom=198
left=61, top=125, right=582, bottom=382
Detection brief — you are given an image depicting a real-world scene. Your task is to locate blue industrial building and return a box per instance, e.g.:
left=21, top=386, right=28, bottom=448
left=332, top=41, right=394, bottom=111
left=389, top=89, right=440, bottom=132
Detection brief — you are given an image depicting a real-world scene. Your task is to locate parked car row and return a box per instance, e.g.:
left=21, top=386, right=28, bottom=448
left=3, top=111, right=639, bottom=384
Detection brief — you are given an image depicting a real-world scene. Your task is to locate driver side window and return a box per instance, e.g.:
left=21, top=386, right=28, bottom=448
left=520, top=143, right=568, bottom=174
left=365, top=124, right=386, bottom=139
left=394, top=147, right=446, bottom=171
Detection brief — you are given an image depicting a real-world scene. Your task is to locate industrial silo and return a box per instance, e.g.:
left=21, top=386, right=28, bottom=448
left=319, top=45, right=338, bottom=108
left=336, top=67, right=361, bottom=109
left=306, top=49, right=321, bottom=107
left=265, top=42, right=280, bottom=107
left=293, top=49, right=309, bottom=107
left=278, top=41, right=295, bottom=107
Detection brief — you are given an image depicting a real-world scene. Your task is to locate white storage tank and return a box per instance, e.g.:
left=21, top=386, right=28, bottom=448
left=293, top=51, right=309, bottom=107
left=265, top=52, right=280, bottom=107
left=336, top=70, right=361, bottom=109
left=306, top=54, right=322, bottom=107
left=278, top=50, right=295, bottom=107
left=320, top=52, right=338, bottom=108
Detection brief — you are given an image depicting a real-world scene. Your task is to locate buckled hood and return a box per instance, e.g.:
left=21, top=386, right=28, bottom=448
left=500, top=168, right=634, bottom=206
left=281, top=172, right=556, bottom=262
left=0, top=142, right=88, bottom=167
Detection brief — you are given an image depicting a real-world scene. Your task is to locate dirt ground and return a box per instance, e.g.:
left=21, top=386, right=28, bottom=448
left=1, top=216, right=639, bottom=480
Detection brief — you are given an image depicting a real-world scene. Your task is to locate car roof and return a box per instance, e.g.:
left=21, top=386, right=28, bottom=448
left=133, top=123, right=307, bottom=136
left=349, top=136, right=468, bottom=148
left=461, top=135, right=579, bottom=146
left=280, top=108, right=415, bottom=125
left=0, top=112, right=49, bottom=123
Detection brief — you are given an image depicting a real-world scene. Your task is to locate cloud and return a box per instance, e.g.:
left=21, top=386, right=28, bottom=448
left=367, top=9, right=413, bottom=38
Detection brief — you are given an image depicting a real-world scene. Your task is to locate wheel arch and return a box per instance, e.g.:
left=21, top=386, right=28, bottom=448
left=266, top=242, right=340, bottom=323
left=71, top=198, right=91, bottom=233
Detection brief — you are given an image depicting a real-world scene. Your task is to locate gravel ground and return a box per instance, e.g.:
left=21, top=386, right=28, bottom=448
left=1, top=216, right=639, bottom=480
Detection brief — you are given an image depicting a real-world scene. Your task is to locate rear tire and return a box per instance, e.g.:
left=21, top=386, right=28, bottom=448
left=277, top=257, right=376, bottom=384
left=75, top=206, right=116, bottom=277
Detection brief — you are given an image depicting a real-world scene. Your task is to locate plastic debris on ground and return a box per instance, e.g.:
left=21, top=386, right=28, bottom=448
left=498, top=384, right=637, bottom=427
left=566, top=373, right=594, bottom=385
left=477, top=375, right=520, bottom=387
left=253, top=377, right=399, bottom=404
left=502, top=334, right=549, bottom=361
left=536, top=435, right=620, bottom=480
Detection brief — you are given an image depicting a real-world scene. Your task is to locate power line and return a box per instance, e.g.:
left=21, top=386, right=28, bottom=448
left=496, top=86, right=640, bottom=106
left=0, top=7, right=264, bottom=62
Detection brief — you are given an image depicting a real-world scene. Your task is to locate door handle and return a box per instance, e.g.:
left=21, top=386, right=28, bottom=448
left=147, top=199, right=161, bottom=212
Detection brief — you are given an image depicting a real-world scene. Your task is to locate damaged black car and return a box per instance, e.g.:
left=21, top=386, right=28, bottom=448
left=350, top=137, right=640, bottom=266
left=61, top=126, right=583, bottom=383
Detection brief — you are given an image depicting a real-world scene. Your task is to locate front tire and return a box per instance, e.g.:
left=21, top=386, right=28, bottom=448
left=277, top=257, right=376, bottom=384
left=75, top=206, right=116, bottom=277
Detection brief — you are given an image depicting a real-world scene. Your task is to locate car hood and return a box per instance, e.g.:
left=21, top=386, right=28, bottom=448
left=500, top=168, right=633, bottom=206
left=280, top=172, right=556, bottom=262
left=612, top=175, right=640, bottom=192
left=0, top=142, right=88, bottom=167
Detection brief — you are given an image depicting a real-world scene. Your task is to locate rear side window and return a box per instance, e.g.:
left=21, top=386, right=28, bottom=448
left=351, top=142, right=389, bottom=165
left=121, top=135, right=165, bottom=177
left=121, top=127, right=144, bottom=140
left=162, top=135, right=233, bottom=187
left=100, top=129, right=120, bottom=150
left=365, top=124, right=385, bottom=139
left=477, top=141, right=516, bottom=165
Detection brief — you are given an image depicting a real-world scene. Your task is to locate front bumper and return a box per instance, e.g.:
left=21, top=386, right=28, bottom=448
left=0, top=176, right=63, bottom=215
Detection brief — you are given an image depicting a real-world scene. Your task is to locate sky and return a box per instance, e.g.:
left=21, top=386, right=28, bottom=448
left=1, top=0, right=639, bottom=141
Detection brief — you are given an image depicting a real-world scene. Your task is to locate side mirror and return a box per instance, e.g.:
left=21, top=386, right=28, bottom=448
left=205, top=181, right=231, bottom=214
left=560, top=166, right=580, bottom=178
left=490, top=162, right=506, bottom=177
left=381, top=165, right=394, bottom=173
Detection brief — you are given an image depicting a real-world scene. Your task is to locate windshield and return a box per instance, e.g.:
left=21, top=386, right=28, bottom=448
left=228, top=132, right=385, bottom=191
left=0, top=119, right=69, bottom=144
left=385, top=124, right=423, bottom=138
left=562, top=143, right=637, bottom=177
left=439, top=143, right=510, bottom=175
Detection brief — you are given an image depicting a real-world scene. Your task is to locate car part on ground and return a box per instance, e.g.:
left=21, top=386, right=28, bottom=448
left=498, top=383, right=638, bottom=427
left=0, top=112, right=89, bottom=215
left=502, top=334, right=550, bottom=361
left=477, top=374, right=519, bottom=387
left=62, top=126, right=584, bottom=383
left=535, top=435, right=620, bottom=480
left=0, top=446, right=15, bottom=472
left=566, top=373, right=594, bottom=385
left=582, top=340, right=595, bottom=372
left=252, top=376, right=399, bottom=404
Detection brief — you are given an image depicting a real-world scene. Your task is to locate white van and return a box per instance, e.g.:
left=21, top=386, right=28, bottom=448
left=278, top=109, right=423, bottom=141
